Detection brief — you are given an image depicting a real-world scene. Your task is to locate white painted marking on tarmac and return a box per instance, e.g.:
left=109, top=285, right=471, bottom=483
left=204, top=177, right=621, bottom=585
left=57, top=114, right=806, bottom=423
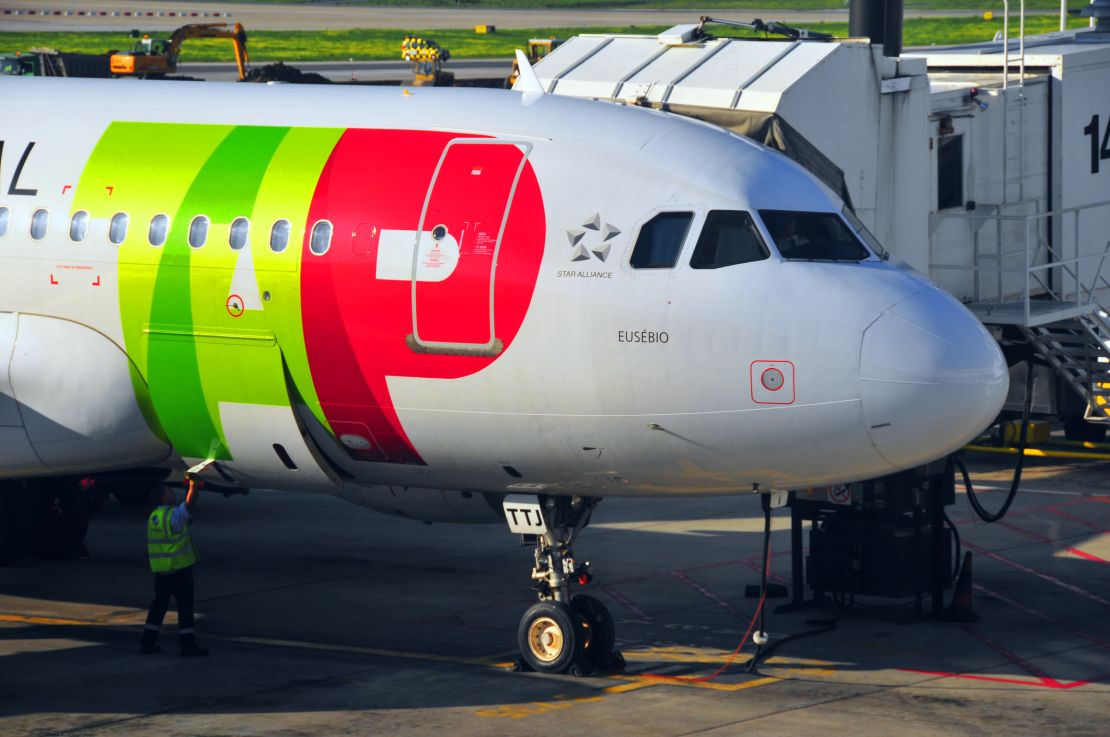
left=965, top=484, right=1108, bottom=498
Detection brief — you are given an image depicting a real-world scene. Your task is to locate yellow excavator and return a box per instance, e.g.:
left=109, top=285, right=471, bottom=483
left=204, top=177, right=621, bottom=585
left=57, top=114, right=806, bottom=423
left=110, top=22, right=249, bottom=80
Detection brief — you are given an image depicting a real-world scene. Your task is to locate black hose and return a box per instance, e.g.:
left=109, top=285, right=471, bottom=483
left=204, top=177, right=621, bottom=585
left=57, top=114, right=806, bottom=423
left=944, top=510, right=962, bottom=582
left=745, top=494, right=773, bottom=673
left=960, top=360, right=1034, bottom=523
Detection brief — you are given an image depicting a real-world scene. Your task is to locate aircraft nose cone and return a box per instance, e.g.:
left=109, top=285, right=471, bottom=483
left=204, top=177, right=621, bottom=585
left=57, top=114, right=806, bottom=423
left=860, top=287, right=1009, bottom=470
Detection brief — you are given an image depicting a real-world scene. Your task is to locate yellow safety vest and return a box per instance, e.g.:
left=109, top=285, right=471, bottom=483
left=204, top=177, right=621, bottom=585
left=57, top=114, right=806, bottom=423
left=147, top=505, right=197, bottom=573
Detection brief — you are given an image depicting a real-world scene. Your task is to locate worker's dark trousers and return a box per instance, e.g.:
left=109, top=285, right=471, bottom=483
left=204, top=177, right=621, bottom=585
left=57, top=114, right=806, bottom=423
left=141, top=566, right=197, bottom=649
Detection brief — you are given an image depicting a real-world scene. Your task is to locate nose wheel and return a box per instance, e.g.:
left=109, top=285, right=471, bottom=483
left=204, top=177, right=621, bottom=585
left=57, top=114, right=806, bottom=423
left=507, top=495, right=624, bottom=675
left=519, top=602, right=583, bottom=673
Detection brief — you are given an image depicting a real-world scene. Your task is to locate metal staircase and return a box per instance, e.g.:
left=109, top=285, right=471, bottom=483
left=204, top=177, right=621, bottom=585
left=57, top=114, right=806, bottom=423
left=1022, top=309, right=1110, bottom=423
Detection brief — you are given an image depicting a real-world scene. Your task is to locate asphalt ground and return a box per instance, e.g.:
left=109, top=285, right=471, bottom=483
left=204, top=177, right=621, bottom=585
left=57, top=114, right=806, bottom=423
left=0, top=0, right=1033, bottom=32
left=1, top=451, right=1108, bottom=736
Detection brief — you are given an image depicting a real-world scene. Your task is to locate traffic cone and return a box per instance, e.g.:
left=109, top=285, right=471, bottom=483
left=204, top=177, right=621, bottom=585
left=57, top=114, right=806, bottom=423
left=939, top=551, right=979, bottom=622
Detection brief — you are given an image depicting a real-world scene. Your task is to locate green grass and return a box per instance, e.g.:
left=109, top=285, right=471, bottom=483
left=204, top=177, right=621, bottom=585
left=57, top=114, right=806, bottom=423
left=0, top=16, right=1091, bottom=63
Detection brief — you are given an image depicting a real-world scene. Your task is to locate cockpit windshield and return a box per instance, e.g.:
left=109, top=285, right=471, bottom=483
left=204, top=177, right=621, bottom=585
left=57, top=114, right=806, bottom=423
left=759, top=210, right=871, bottom=262
left=840, top=206, right=887, bottom=260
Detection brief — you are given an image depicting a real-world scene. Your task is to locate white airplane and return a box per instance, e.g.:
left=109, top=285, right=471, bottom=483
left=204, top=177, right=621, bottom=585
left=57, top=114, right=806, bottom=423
left=0, top=71, right=1007, bottom=673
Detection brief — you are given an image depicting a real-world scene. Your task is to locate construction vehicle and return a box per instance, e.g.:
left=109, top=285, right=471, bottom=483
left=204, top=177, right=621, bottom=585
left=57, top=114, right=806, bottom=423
left=1, top=48, right=112, bottom=78
left=401, top=36, right=453, bottom=86
left=110, top=22, right=249, bottom=80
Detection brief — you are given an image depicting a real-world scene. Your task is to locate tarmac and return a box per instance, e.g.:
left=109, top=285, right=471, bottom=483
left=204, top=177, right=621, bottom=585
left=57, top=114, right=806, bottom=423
left=1, top=452, right=1108, bottom=736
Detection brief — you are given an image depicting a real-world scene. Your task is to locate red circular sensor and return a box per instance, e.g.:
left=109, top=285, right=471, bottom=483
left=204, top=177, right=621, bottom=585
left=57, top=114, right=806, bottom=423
left=761, top=367, right=785, bottom=391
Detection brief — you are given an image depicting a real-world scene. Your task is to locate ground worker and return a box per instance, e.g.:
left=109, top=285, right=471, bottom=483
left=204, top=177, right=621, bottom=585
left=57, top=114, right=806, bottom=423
left=140, top=476, right=209, bottom=656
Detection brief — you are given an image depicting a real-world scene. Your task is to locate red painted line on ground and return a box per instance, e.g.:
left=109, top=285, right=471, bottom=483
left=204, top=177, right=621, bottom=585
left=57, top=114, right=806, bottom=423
left=1065, top=547, right=1109, bottom=564
left=997, top=520, right=1109, bottom=564
left=740, top=558, right=789, bottom=585
left=900, top=668, right=1108, bottom=690
left=671, top=571, right=750, bottom=620
left=598, top=583, right=650, bottom=622
left=1045, top=505, right=1107, bottom=532
left=973, top=582, right=1110, bottom=649
left=962, top=625, right=1060, bottom=686
left=963, top=542, right=1110, bottom=606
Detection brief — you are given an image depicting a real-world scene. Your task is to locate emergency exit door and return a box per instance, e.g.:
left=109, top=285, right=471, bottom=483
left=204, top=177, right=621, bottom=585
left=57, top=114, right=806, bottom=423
left=408, top=139, right=532, bottom=355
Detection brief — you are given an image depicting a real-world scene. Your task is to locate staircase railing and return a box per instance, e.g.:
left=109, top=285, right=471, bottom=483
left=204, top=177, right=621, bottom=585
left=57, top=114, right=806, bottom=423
left=930, top=198, right=1110, bottom=326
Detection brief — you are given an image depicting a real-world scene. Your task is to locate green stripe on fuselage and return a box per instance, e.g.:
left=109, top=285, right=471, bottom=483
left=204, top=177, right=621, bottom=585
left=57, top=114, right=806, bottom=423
left=75, top=122, right=342, bottom=462
left=146, top=125, right=290, bottom=459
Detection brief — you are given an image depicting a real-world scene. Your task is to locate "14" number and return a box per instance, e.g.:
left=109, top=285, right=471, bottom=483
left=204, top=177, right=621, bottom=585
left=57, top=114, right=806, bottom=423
left=1084, top=114, right=1110, bottom=174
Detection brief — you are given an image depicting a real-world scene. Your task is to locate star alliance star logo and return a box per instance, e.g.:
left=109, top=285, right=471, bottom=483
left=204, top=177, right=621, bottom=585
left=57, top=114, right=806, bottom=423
left=566, top=213, right=621, bottom=262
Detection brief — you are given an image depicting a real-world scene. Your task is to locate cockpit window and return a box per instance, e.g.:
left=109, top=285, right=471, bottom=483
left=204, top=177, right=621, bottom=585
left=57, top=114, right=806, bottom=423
left=759, top=210, right=870, bottom=262
left=840, top=206, right=886, bottom=259
left=690, top=211, right=768, bottom=269
left=630, top=212, right=692, bottom=269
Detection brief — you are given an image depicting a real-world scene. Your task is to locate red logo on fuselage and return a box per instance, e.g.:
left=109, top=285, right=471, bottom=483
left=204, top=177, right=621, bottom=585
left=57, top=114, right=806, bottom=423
left=301, top=129, right=546, bottom=464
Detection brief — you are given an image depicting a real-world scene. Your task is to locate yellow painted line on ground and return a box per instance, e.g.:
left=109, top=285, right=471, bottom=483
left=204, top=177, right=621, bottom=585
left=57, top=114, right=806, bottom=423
left=966, top=444, right=1110, bottom=461
left=632, top=674, right=781, bottom=692
left=0, top=614, right=102, bottom=626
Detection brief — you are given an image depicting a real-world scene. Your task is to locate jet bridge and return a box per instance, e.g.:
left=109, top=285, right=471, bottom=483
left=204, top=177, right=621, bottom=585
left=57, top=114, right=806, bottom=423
left=532, top=23, right=1110, bottom=433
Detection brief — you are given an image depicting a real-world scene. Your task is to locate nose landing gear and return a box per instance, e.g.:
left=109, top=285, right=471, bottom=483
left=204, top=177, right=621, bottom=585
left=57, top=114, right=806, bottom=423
left=506, top=494, right=624, bottom=675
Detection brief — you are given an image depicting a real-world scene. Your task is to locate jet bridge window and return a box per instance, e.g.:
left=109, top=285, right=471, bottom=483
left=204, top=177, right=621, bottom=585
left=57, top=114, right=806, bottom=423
left=937, top=134, right=965, bottom=210
left=148, top=214, right=169, bottom=247
left=630, top=212, right=693, bottom=269
left=108, top=212, right=129, bottom=245
left=0, top=206, right=9, bottom=238
left=270, top=219, right=291, bottom=253
left=68, top=211, right=89, bottom=243
left=690, top=211, right=768, bottom=269
left=30, top=209, right=49, bottom=241
left=229, top=217, right=249, bottom=250
left=309, top=220, right=332, bottom=255
left=759, top=210, right=869, bottom=262
left=188, top=215, right=209, bottom=248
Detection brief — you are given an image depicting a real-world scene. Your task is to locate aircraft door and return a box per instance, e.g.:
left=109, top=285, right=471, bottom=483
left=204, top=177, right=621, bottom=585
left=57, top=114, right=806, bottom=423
left=408, top=139, right=532, bottom=356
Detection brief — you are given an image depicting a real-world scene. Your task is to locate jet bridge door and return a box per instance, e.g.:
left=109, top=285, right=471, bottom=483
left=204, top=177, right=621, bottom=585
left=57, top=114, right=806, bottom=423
left=409, top=139, right=532, bottom=355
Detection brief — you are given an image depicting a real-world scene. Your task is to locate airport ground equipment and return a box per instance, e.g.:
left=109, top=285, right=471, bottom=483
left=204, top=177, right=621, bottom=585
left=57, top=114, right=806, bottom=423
left=401, top=36, right=453, bottom=87
left=0, top=49, right=112, bottom=78
left=110, top=22, right=249, bottom=80
left=788, top=463, right=955, bottom=616
left=530, top=5, right=1110, bottom=440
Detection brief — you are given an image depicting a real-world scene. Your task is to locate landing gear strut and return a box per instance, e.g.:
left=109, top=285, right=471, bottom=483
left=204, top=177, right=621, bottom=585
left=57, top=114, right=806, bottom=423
left=509, top=495, right=623, bottom=675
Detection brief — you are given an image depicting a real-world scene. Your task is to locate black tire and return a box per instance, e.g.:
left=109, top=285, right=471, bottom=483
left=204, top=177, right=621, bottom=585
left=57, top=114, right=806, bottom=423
left=32, top=479, right=89, bottom=559
left=1064, top=416, right=1107, bottom=443
left=517, top=601, right=584, bottom=674
left=570, top=594, right=616, bottom=670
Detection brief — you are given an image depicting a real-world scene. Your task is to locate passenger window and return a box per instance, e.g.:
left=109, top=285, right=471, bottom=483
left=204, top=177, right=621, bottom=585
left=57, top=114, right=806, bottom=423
left=148, top=214, right=169, bottom=247
left=630, top=212, right=692, bottom=269
left=759, top=210, right=869, bottom=262
left=270, top=218, right=290, bottom=253
left=188, top=215, right=209, bottom=248
left=30, top=208, right=49, bottom=241
left=0, top=206, right=10, bottom=238
left=109, top=212, right=129, bottom=245
left=309, top=220, right=332, bottom=255
left=229, top=217, right=249, bottom=250
left=69, top=211, right=90, bottom=243
left=690, top=211, right=768, bottom=269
